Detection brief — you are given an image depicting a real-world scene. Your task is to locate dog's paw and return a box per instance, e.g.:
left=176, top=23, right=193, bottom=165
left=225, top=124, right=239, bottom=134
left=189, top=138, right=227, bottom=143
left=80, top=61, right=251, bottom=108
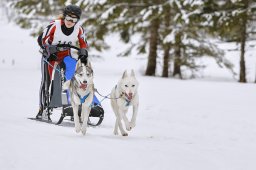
left=130, top=122, right=136, bottom=128
left=81, top=128, right=87, bottom=135
left=114, top=130, right=118, bottom=135
left=75, top=129, right=81, bottom=133
left=122, top=133, right=128, bottom=136
left=126, top=126, right=132, bottom=131
left=75, top=126, right=81, bottom=133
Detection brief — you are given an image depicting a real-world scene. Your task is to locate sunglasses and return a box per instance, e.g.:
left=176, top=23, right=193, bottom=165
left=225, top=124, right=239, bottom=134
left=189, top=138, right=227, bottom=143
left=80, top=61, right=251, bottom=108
left=65, top=15, right=78, bottom=23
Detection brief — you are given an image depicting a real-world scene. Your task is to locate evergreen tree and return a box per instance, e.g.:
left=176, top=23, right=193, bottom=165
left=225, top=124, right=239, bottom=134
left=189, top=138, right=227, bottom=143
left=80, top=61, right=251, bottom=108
left=160, top=0, right=232, bottom=79
left=161, top=3, right=172, bottom=77
left=92, top=0, right=229, bottom=78
left=204, top=0, right=256, bottom=83
left=88, top=0, right=163, bottom=76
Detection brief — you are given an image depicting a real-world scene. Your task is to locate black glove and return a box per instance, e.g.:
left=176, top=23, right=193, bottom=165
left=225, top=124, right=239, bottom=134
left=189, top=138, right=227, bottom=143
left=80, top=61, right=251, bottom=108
left=46, top=45, right=58, bottom=55
left=42, top=45, right=58, bottom=61
left=78, top=48, right=88, bottom=64
left=43, top=45, right=58, bottom=57
left=47, top=54, right=57, bottom=61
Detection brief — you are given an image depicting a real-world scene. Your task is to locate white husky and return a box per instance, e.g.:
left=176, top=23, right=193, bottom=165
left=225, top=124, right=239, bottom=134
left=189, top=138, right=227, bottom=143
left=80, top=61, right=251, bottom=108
left=63, top=60, right=94, bottom=135
left=110, top=70, right=139, bottom=136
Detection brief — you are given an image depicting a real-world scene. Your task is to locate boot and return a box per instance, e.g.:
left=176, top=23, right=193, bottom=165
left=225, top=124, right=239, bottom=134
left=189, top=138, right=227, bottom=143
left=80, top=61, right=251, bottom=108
left=36, top=108, right=43, bottom=119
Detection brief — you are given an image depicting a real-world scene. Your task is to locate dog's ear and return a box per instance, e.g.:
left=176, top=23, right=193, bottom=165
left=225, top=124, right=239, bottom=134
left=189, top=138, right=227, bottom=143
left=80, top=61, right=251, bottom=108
left=62, top=80, right=71, bottom=90
left=87, top=61, right=92, bottom=68
left=122, top=70, right=128, bottom=79
left=131, top=69, right=135, bottom=77
left=76, top=59, right=81, bottom=70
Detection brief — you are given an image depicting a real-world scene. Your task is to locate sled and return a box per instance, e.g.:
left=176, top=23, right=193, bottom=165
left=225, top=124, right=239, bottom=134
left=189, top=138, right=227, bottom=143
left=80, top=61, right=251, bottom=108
left=37, top=44, right=104, bottom=126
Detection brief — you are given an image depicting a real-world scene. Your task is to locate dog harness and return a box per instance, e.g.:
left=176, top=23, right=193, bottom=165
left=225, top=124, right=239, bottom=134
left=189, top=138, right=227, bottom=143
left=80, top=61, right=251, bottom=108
left=78, top=92, right=91, bottom=104
left=71, top=76, right=92, bottom=104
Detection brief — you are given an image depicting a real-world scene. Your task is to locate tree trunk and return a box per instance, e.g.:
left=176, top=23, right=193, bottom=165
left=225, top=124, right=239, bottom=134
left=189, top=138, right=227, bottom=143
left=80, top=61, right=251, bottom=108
left=239, top=33, right=247, bottom=83
left=162, top=4, right=171, bottom=78
left=162, top=44, right=171, bottom=77
left=145, top=18, right=159, bottom=76
left=239, top=2, right=248, bottom=83
left=173, top=33, right=182, bottom=79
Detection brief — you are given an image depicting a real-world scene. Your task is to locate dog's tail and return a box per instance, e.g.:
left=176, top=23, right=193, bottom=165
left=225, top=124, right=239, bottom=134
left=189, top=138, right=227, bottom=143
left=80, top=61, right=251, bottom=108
left=62, top=80, right=71, bottom=90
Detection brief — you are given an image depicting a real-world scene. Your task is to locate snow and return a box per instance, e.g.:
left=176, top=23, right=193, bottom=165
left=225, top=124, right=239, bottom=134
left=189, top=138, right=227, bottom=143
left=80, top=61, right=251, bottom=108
left=0, top=17, right=256, bottom=170
left=100, top=5, right=116, bottom=19
left=141, top=9, right=153, bottom=20
left=163, top=30, right=175, bottom=44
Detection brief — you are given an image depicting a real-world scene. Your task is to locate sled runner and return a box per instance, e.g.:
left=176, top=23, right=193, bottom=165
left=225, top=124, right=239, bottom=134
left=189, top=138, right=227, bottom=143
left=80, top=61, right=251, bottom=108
left=36, top=44, right=104, bottom=126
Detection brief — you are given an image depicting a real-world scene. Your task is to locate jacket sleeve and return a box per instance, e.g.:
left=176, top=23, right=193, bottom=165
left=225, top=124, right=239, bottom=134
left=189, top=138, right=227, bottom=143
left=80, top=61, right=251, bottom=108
left=41, top=22, right=56, bottom=46
left=78, top=26, right=88, bottom=49
left=37, top=32, right=43, bottom=48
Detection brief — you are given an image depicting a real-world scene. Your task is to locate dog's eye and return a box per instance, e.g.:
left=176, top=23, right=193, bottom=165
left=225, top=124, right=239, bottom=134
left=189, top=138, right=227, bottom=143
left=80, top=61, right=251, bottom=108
left=87, top=73, right=90, bottom=76
left=79, top=74, right=83, bottom=76
left=125, top=85, right=128, bottom=87
left=132, top=85, right=135, bottom=87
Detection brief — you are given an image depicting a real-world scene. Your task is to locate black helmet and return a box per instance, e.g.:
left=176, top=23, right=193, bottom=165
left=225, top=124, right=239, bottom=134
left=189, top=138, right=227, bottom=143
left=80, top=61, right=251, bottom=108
left=63, top=5, right=82, bottom=19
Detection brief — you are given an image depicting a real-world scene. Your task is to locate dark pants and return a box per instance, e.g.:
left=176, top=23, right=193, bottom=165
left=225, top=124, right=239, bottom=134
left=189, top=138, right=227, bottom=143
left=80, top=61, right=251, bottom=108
left=39, top=56, right=50, bottom=110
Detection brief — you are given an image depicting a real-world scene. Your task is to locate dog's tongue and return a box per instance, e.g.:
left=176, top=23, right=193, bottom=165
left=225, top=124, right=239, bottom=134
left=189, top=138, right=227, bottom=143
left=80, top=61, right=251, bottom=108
left=126, top=93, right=133, bottom=100
left=80, top=83, right=87, bottom=90
left=128, top=96, right=132, bottom=100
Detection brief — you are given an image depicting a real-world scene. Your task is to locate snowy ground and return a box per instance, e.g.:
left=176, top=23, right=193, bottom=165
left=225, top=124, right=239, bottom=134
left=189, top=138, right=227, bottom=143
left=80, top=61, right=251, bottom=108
left=0, top=16, right=256, bottom=170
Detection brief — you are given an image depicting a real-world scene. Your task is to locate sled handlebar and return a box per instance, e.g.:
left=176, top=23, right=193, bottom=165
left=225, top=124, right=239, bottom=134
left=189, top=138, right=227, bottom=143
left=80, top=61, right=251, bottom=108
left=41, top=44, right=81, bottom=53
left=55, top=44, right=80, bottom=51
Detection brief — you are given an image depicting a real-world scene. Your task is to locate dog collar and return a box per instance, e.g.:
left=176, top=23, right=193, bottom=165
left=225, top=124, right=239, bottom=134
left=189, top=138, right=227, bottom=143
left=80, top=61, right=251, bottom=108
left=78, top=92, right=90, bottom=104
left=115, top=85, right=130, bottom=106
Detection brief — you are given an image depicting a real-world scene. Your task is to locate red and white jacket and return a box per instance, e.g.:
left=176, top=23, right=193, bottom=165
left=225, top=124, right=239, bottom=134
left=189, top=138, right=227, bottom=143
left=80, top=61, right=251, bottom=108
left=40, top=19, right=88, bottom=60
left=39, top=19, right=88, bottom=77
